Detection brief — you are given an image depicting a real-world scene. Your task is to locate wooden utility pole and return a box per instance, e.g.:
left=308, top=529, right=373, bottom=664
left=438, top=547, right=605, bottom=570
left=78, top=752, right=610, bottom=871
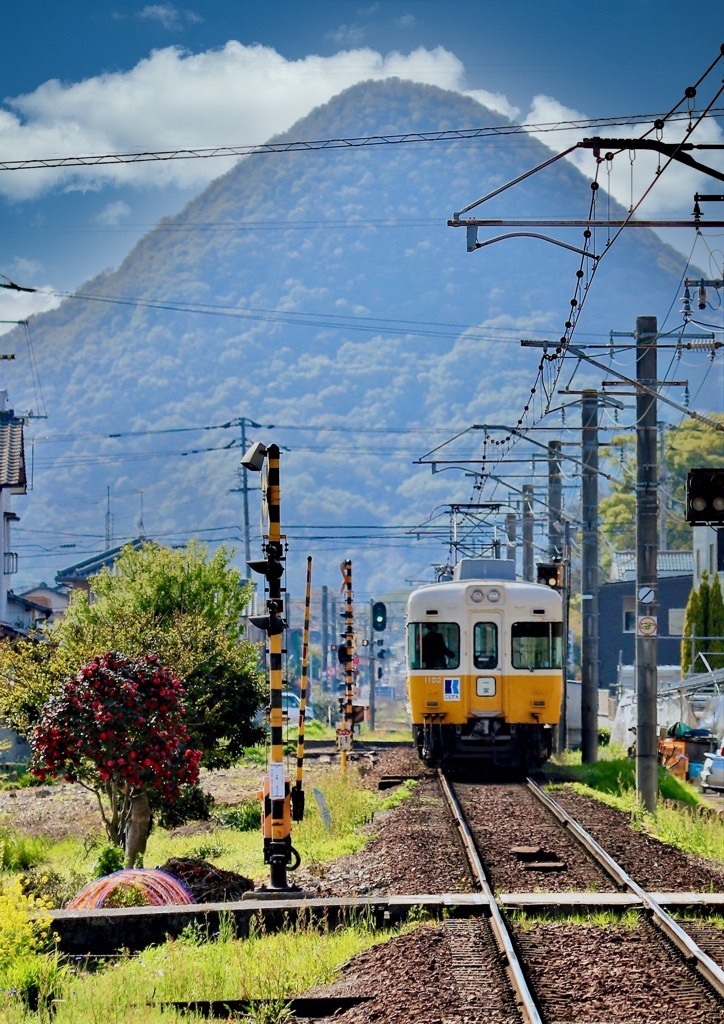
left=636, top=316, right=659, bottom=811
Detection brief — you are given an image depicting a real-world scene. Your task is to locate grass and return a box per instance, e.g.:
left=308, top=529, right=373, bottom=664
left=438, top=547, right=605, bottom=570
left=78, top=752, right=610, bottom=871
left=0, top=761, right=422, bottom=1021
left=0, top=918, right=406, bottom=1023
left=509, top=908, right=642, bottom=930
left=547, top=750, right=724, bottom=864
left=0, top=827, right=49, bottom=872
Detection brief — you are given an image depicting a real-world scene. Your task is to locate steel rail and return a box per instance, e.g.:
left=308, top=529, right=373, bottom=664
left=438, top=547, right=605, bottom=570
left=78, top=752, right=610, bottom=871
left=526, top=777, right=724, bottom=1000
left=438, top=771, right=543, bottom=1024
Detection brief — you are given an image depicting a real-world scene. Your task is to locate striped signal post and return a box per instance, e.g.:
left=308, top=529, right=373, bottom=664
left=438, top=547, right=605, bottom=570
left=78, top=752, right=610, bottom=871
left=338, top=559, right=355, bottom=771
left=291, top=556, right=312, bottom=822
left=243, top=441, right=299, bottom=890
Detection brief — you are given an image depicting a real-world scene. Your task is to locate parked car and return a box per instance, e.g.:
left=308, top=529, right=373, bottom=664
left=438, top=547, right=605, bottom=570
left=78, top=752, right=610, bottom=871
left=700, top=752, right=724, bottom=791
left=255, top=689, right=315, bottom=725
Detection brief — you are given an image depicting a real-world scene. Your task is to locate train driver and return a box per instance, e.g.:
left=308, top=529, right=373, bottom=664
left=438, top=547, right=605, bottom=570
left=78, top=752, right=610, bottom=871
left=421, top=623, right=454, bottom=669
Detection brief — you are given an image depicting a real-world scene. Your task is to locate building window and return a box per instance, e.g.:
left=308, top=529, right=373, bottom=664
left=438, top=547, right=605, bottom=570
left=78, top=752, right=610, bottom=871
left=623, top=597, right=635, bottom=633
left=668, top=608, right=685, bottom=636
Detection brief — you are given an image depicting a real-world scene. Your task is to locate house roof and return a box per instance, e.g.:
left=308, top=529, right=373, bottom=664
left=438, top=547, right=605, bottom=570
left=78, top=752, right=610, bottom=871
left=55, top=537, right=148, bottom=585
left=610, top=550, right=694, bottom=582
left=0, top=411, right=26, bottom=493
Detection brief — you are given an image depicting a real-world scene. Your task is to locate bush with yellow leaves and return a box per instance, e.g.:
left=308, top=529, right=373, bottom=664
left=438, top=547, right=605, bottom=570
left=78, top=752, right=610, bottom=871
left=0, top=874, right=52, bottom=970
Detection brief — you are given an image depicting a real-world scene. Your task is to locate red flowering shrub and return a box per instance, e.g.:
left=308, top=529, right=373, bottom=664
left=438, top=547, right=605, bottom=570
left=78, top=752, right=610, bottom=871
left=30, top=652, right=201, bottom=860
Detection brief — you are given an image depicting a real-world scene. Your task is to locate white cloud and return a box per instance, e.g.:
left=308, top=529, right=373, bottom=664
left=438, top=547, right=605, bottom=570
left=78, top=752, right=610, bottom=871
left=0, top=43, right=467, bottom=200
left=326, top=24, right=367, bottom=47
left=139, top=5, right=202, bottom=30
left=0, top=287, right=63, bottom=336
left=95, top=200, right=131, bottom=225
left=464, top=88, right=520, bottom=120
left=523, top=94, right=724, bottom=221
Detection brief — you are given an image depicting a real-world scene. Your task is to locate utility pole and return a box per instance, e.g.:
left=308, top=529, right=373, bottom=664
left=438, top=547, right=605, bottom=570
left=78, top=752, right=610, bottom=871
left=522, top=484, right=534, bottom=581
left=581, top=390, right=599, bottom=764
left=368, top=600, right=376, bottom=731
left=548, top=441, right=563, bottom=560
left=557, top=521, right=571, bottom=753
left=636, top=316, right=659, bottom=812
left=658, top=423, right=668, bottom=552
left=240, top=418, right=251, bottom=566
left=321, top=585, right=329, bottom=689
left=505, top=512, right=517, bottom=565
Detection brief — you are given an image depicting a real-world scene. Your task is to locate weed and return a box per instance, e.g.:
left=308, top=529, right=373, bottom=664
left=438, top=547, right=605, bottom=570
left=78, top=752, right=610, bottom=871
left=213, top=800, right=262, bottom=832
left=92, top=843, right=125, bottom=879
left=0, top=827, right=49, bottom=871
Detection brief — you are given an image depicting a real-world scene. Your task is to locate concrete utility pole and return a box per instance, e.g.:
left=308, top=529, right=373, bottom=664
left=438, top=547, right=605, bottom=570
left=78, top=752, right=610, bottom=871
left=505, top=512, right=517, bottom=565
left=548, top=441, right=563, bottom=560
left=321, top=585, right=329, bottom=688
left=581, top=390, right=599, bottom=764
left=636, top=316, right=659, bottom=812
left=522, top=484, right=535, bottom=581
left=237, top=419, right=251, bottom=566
left=658, top=423, right=668, bottom=552
left=557, top=521, right=572, bottom=753
left=368, top=600, right=376, bottom=731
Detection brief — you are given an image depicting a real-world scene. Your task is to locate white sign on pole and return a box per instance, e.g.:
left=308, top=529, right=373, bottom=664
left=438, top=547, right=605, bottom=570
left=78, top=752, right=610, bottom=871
left=636, top=615, right=658, bottom=637
left=268, top=762, right=285, bottom=799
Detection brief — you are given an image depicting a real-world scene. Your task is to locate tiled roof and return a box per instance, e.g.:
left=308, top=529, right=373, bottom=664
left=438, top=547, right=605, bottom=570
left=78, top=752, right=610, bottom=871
left=55, top=537, right=148, bottom=585
left=0, top=412, right=26, bottom=492
left=610, top=550, right=693, bottom=582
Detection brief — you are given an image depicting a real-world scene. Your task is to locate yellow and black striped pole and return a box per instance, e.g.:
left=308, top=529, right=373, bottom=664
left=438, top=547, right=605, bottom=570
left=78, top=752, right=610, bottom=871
left=291, top=556, right=312, bottom=821
left=338, top=559, right=355, bottom=771
left=246, top=442, right=298, bottom=889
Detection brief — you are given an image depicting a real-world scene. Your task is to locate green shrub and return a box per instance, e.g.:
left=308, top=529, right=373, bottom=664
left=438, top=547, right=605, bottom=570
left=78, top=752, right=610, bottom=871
left=213, top=799, right=262, bottom=832
left=150, top=781, right=215, bottom=830
left=20, top=867, right=90, bottom=910
left=92, top=843, right=125, bottom=878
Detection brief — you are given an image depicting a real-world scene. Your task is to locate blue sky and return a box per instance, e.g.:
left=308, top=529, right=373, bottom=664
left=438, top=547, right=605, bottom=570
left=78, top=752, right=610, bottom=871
left=0, top=2, right=721, bottom=593
left=1, top=0, right=722, bottom=336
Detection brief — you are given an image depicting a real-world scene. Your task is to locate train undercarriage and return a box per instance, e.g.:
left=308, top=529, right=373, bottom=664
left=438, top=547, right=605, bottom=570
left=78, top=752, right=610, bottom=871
left=413, top=715, right=554, bottom=773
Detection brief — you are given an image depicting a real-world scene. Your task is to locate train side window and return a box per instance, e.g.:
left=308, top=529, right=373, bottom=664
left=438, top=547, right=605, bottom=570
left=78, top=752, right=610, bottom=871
left=511, top=622, right=563, bottom=670
left=408, top=622, right=460, bottom=670
left=473, top=622, right=498, bottom=669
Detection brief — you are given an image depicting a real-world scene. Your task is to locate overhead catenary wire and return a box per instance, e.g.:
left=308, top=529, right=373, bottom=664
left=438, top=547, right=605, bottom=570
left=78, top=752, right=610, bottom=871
left=1, top=108, right=722, bottom=173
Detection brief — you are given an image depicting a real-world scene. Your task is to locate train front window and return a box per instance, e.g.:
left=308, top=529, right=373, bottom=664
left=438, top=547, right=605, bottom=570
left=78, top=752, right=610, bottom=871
left=511, top=622, right=563, bottom=670
left=473, top=622, right=498, bottom=669
left=408, top=622, right=460, bottom=670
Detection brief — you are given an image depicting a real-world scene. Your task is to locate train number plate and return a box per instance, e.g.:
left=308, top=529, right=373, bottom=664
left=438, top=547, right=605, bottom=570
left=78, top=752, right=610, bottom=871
left=476, top=677, right=496, bottom=697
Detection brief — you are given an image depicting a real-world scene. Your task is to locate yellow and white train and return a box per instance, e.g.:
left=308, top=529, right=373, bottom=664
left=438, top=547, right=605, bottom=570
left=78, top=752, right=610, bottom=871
left=406, top=559, right=563, bottom=771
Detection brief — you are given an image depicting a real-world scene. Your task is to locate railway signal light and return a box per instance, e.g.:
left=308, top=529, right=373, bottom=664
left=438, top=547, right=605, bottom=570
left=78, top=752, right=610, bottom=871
left=248, top=600, right=286, bottom=637
left=372, top=601, right=387, bottom=631
left=537, top=562, right=564, bottom=590
left=686, top=468, right=724, bottom=525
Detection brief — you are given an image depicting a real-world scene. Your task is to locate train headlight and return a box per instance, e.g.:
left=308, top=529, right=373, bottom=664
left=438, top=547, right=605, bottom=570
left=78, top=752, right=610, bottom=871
left=470, top=588, right=484, bottom=603
left=487, top=588, right=501, bottom=603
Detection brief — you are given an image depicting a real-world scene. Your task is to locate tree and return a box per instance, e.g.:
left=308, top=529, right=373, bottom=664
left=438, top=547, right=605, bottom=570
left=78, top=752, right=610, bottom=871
left=681, top=588, right=700, bottom=676
left=0, top=542, right=265, bottom=766
left=30, top=652, right=201, bottom=866
left=600, top=415, right=724, bottom=560
left=709, top=574, right=724, bottom=670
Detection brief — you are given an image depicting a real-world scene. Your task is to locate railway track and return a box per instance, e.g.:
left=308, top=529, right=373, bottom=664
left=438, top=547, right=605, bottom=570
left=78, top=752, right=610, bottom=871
left=441, top=771, right=724, bottom=1022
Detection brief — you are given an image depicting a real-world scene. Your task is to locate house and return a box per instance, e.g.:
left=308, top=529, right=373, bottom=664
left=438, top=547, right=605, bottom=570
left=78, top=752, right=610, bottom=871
left=692, top=525, right=724, bottom=587
left=0, top=395, right=26, bottom=631
left=55, top=537, right=147, bottom=594
left=598, top=550, right=693, bottom=691
left=16, top=582, right=69, bottom=624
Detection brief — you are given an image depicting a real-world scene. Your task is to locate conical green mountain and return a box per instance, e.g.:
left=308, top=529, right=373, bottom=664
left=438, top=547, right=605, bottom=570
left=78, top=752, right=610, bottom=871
left=6, top=79, right=701, bottom=596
